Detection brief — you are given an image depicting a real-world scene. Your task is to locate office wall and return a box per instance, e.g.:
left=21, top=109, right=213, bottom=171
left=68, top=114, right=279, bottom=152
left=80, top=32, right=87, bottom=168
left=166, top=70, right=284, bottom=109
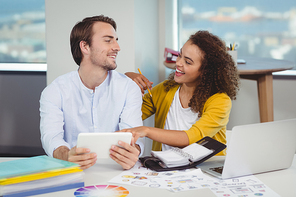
left=46, top=0, right=136, bottom=84
left=134, top=0, right=159, bottom=84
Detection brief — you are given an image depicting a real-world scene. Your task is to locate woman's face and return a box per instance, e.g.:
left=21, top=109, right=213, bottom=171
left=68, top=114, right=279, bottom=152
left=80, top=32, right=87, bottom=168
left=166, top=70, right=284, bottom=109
left=174, top=40, right=204, bottom=87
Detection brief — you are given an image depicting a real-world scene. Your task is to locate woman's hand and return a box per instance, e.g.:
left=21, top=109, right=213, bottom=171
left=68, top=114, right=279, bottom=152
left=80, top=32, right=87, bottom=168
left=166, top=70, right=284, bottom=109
left=125, top=72, right=153, bottom=95
left=119, top=127, right=190, bottom=148
left=118, top=126, right=149, bottom=142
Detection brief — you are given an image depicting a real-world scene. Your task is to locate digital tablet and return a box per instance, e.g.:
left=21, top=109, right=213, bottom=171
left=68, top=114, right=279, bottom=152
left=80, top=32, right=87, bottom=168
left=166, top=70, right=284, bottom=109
left=77, top=132, right=132, bottom=159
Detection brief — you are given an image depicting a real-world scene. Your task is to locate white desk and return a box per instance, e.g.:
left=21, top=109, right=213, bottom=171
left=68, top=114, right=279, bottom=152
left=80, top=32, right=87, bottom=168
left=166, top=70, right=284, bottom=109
left=1, top=155, right=295, bottom=197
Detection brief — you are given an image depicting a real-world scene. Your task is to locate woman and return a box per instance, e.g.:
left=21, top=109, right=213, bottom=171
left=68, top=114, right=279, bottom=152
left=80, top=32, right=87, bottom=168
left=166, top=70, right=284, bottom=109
left=124, top=31, right=240, bottom=155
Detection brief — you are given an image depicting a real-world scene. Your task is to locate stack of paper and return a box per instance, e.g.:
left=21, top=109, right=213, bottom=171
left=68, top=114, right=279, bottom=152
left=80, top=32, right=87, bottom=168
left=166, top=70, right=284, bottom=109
left=0, top=155, right=84, bottom=197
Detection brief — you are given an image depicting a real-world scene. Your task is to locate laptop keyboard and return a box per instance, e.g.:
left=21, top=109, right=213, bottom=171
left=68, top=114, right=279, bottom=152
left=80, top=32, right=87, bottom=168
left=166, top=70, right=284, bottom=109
left=210, top=166, right=223, bottom=174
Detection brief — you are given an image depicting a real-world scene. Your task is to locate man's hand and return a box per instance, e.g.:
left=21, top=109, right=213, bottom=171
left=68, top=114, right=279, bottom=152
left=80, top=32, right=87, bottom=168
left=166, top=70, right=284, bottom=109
left=109, top=138, right=140, bottom=169
left=68, top=146, right=97, bottom=170
left=125, top=72, right=153, bottom=95
left=53, top=146, right=97, bottom=170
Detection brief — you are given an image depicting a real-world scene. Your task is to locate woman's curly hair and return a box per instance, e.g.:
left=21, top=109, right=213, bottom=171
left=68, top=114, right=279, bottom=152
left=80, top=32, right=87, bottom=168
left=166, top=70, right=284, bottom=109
left=164, top=30, right=240, bottom=117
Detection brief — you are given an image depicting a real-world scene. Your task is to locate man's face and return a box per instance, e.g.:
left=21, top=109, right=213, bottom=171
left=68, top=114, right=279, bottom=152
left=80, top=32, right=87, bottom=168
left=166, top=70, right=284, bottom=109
left=88, top=22, right=120, bottom=70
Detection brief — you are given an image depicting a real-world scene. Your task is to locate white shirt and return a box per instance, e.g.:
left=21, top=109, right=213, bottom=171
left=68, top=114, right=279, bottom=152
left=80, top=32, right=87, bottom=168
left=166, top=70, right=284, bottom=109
left=162, top=88, right=199, bottom=151
left=40, top=70, right=143, bottom=157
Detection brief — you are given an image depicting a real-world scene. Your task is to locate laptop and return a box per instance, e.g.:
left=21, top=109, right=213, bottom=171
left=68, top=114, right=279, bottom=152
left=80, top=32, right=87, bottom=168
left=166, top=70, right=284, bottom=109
left=198, top=119, right=296, bottom=179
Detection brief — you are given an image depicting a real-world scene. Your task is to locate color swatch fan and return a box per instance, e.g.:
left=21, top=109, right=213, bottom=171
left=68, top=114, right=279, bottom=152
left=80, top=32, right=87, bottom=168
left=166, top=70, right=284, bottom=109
left=74, top=185, right=129, bottom=197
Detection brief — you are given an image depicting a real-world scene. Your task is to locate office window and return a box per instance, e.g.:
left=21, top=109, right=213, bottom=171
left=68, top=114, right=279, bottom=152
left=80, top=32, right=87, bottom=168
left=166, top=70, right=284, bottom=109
left=178, top=0, right=296, bottom=70
left=0, top=0, right=46, bottom=70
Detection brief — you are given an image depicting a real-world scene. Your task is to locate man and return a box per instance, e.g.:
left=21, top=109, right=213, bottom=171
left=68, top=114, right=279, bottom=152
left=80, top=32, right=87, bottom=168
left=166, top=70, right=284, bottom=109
left=40, top=15, right=143, bottom=170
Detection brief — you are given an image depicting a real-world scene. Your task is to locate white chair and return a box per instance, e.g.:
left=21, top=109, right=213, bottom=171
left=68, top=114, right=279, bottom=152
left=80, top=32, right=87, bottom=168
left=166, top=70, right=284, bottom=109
left=226, top=130, right=232, bottom=146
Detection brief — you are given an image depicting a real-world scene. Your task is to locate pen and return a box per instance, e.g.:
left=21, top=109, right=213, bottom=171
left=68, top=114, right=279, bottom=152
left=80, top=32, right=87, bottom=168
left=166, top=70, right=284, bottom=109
left=232, top=42, right=235, bottom=51
left=137, top=68, right=152, bottom=97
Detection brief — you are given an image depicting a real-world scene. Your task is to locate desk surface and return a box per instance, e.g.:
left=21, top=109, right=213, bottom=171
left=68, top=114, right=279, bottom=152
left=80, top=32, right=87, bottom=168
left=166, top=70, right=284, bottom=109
left=1, top=155, right=295, bottom=197
left=236, top=57, right=294, bottom=75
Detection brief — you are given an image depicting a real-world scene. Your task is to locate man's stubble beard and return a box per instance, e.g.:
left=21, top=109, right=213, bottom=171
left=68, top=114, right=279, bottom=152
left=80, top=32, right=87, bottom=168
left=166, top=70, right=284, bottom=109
left=90, top=53, right=117, bottom=71
left=101, top=62, right=117, bottom=71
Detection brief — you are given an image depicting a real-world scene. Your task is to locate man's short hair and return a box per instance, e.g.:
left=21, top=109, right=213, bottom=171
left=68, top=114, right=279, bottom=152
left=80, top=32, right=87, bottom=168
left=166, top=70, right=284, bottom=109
left=70, top=15, right=117, bottom=66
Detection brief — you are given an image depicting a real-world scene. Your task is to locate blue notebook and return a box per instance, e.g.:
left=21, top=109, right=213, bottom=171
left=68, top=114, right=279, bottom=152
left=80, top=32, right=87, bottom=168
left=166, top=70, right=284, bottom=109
left=0, top=155, right=79, bottom=179
left=3, top=182, right=84, bottom=197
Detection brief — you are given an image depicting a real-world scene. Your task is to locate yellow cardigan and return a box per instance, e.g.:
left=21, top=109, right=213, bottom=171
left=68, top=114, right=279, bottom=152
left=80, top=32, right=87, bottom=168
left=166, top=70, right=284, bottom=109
left=142, top=81, right=231, bottom=155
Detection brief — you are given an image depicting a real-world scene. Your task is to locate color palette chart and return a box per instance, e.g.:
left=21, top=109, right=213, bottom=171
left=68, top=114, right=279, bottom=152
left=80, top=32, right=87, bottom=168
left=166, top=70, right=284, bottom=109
left=74, top=185, right=129, bottom=197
